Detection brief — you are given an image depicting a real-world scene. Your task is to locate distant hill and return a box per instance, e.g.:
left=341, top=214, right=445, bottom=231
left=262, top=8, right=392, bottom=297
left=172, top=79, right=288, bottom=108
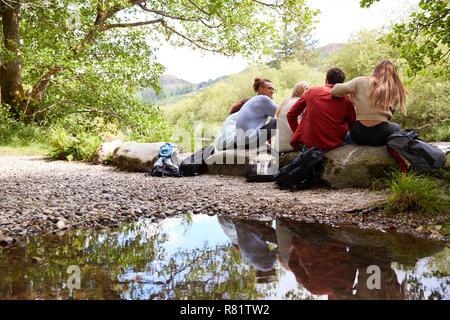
left=141, top=74, right=229, bottom=105
left=160, top=75, right=192, bottom=89
left=316, top=43, right=343, bottom=58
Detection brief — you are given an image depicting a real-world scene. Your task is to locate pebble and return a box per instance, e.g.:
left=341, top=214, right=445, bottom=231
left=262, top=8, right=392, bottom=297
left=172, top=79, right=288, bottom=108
left=0, top=155, right=446, bottom=242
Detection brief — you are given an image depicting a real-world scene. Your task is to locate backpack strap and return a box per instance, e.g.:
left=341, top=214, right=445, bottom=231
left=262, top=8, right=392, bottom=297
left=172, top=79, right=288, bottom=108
left=387, top=147, right=408, bottom=177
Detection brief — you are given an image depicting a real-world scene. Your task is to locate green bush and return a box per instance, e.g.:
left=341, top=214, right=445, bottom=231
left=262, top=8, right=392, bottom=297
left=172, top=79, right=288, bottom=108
left=383, top=172, right=450, bottom=216
left=0, top=107, right=50, bottom=154
left=47, top=121, right=103, bottom=161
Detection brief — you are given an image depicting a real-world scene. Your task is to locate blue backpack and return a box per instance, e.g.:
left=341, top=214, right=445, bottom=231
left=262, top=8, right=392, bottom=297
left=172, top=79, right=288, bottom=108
left=147, top=143, right=182, bottom=177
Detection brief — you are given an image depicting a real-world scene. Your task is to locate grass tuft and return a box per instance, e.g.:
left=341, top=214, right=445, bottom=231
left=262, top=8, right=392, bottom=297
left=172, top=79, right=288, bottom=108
left=382, top=171, right=450, bottom=216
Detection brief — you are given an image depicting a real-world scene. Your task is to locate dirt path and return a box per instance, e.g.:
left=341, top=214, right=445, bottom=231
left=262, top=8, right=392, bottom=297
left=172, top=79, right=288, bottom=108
left=0, top=156, right=447, bottom=244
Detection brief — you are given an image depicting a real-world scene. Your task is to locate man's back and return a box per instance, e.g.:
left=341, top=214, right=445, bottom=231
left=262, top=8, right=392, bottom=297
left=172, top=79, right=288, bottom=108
left=287, top=84, right=355, bottom=150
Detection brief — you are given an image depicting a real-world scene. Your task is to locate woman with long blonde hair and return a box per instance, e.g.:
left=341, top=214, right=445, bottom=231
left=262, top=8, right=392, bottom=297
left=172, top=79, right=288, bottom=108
left=272, top=81, right=310, bottom=153
left=331, top=60, right=407, bottom=146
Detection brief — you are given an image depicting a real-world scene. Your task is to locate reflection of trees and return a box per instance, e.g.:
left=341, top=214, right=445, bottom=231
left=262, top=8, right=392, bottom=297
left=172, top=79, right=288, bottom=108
left=123, top=243, right=264, bottom=300
left=0, top=216, right=448, bottom=300
left=0, top=219, right=274, bottom=300
left=0, top=221, right=162, bottom=299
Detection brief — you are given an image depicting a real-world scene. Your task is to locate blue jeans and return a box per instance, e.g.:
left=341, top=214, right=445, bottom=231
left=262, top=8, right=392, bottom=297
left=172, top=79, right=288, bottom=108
left=341, top=131, right=355, bottom=146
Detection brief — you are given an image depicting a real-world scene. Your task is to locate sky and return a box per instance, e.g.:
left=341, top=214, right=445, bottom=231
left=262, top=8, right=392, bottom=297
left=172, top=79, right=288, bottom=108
left=156, top=0, right=420, bottom=83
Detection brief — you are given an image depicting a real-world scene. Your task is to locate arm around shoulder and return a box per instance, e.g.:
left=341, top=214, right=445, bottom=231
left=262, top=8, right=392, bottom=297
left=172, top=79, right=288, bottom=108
left=331, top=77, right=361, bottom=97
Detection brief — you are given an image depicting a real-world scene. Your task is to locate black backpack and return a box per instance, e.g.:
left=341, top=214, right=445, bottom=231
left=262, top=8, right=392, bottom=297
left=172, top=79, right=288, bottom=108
left=180, top=145, right=215, bottom=176
left=273, top=147, right=326, bottom=190
left=386, top=130, right=446, bottom=173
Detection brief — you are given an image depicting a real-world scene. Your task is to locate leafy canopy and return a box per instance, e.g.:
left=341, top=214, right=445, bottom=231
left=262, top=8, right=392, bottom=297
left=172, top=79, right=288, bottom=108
left=0, top=0, right=318, bottom=138
left=360, top=0, right=450, bottom=78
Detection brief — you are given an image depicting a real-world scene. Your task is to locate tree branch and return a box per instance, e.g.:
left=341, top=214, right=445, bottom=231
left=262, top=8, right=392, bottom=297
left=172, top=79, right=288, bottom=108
left=137, top=2, right=198, bottom=22
left=417, top=119, right=450, bottom=130
left=27, top=66, right=64, bottom=103
left=29, top=98, right=136, bottom=127
left=28, top=98, right=71, bottom=119
left=160, top=20, right=228, bottom=55
left=103, top=18, right=164, bottom=30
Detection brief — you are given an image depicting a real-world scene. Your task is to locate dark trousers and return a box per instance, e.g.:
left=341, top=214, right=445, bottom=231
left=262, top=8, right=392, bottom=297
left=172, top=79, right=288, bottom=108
left=234, top=118, right=277, bottom=149
left=350, top=121, right=401, bottom=146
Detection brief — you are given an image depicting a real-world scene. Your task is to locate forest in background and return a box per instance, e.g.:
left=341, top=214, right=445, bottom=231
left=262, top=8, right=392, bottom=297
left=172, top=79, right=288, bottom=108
left=163, top=29, right=449, bottom=152
left=0, top=1, right=448, bottom=218
left=0, top=0, right=448, bottom=157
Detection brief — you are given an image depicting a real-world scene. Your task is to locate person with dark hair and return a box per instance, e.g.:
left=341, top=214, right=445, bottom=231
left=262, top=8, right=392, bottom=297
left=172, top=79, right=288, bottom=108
left=331, top=60, right=406, bottom=146
left=286, top=68, right=356, bottom=151
left=214, top=97, right=250, bottom=150
left=234, top=78, right=278, bottom=149
left=229, top=97, right=250, bottom=115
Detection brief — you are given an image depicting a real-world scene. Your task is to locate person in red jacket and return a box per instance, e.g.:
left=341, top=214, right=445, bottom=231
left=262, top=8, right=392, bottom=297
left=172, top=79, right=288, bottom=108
left=286, top=68, right=356, bottom=151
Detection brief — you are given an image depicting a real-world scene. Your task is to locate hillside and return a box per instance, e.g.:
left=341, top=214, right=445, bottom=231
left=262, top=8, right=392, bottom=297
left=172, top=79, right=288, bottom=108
left=141, top=74, right=229, bottom=105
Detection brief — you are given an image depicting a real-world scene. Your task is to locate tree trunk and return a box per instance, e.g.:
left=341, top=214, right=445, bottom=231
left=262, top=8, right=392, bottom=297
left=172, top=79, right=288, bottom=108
left=0, top=1, right=25, bottom=118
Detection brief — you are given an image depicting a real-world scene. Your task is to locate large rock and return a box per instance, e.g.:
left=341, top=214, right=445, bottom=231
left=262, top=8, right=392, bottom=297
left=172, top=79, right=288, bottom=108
left=112, top=142, right=176, bottom=172
left=205, top=147, right=274, bottom=176
left=322, top=145, right=398, bottom=188
left=430, top=142, right=450, bottom=167
left=93, top=140, right=122, bottom=164
left=277, top=145, right=398, bottom=188
left=280, top=143, right=449, bottom=188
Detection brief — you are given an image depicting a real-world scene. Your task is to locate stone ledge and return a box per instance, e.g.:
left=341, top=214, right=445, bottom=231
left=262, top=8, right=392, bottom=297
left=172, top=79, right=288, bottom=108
left=109, top=141, right=449, bottom=188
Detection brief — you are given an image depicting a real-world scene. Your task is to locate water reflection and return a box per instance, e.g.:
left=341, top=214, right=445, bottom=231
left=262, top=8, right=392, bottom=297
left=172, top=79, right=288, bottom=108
left=217, top=216, right=278, bottom=283
left=0, top=214, right=447, bottom=300
left=277, top=219, right=406, bottom=299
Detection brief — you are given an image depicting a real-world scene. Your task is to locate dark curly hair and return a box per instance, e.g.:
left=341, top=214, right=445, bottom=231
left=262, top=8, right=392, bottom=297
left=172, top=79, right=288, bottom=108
left=229, top=97, right=250, bottom=114
left=326, top=68, right=346, bottom=85
left=253, top=78, right=272, bottom=93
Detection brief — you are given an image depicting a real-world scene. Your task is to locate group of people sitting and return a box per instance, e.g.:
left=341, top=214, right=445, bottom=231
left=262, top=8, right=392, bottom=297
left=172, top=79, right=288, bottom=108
left=214, top=60, right=407, bottom=154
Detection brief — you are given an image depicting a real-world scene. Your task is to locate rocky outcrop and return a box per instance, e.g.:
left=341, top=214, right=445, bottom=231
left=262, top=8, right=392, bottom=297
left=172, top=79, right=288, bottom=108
left=109, top=141, right=449, bottom=188
left=278, top=143, right=449, bottom=188
left=111, top=142, right=192, bottom=172
left=321, top=145, right=398, bottom=188
left=205, top=146, right=275, bottom=176
left=93, top=140, right=122, bottom=164
left=112, top=142, right=174, bottom=172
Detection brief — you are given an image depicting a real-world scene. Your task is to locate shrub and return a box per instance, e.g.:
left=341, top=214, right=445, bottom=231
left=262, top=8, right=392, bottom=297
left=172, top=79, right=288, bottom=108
left=383, top=172, right=449, bottom=216
left=47, top=122, right=103, bottom=161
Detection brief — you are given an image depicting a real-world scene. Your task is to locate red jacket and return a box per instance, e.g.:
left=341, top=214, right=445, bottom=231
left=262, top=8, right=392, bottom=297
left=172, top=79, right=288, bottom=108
left=286, top=84, right=356, bottom=151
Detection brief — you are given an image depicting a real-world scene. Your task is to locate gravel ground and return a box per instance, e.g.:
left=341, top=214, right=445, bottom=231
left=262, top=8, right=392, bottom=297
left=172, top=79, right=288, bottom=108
left=0, top=156, right=447, bottom=245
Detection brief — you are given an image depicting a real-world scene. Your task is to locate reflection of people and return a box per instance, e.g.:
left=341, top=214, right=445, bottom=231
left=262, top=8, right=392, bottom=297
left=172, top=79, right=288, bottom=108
left=217, top=216, right=278, bottom=283
left=235, top=78, right=278, bottom=149
left=331, top=60, right=406, bottom=146
left=344, top=264, right=407, bottom=300
left=276, top=219, right=356, bottom=299
left=272, top=81, right=310, bottom=154
left=288, top=235, right=357, bottom=299
left=287, top=68, right=356, bottom=151
left=276, top=218, right=408, bottom=300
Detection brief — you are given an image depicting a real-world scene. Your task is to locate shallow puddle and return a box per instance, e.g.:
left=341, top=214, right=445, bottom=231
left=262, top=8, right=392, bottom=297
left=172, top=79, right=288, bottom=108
left=0, top=214, right=448, bottom=300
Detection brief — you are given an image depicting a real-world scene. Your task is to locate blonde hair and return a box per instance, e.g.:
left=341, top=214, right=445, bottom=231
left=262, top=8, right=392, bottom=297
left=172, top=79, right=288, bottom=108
left=291, top=81, right=310, bottom=98
left=275, top=81, right=310, bottom=119
left=369, top=60, right=407, bottom=115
